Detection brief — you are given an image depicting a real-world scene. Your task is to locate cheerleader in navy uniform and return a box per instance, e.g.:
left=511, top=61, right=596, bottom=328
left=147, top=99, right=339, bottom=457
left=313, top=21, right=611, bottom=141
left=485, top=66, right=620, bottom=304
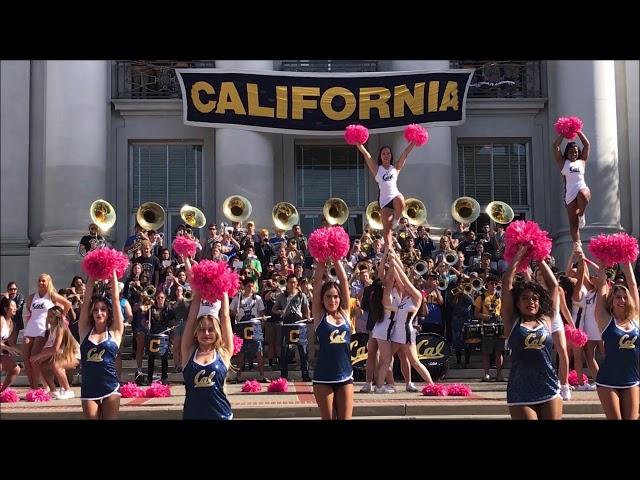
left=501, top=246, right=565, bottom=420
left=180, top=257, right=233, bottom=420
left=591, top=260, right=639, bottom=420
left=312, top=260, right=353, bottom=420
left=79, top=270, right=124, bottom=420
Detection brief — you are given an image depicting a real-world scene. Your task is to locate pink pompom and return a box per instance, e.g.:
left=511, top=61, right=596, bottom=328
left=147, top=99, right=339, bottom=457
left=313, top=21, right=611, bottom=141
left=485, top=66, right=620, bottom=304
left=588, top=232, right=639, bottom=267
left=81, top=247, right=129, bottom=280
left=567, top=370, right=590, bottom=386
left=564, top=325, right=588, bottom=348
left=503, top=220, right=553, bottom=272
left=308, top=227, right=332, bottom=263
left=344, top=124, right=369, bottom=145
left=446, top=383, right=473, bottom=396
left=120, top=382, right=146, bottom=398
left=241, top=379, right=262, bottom=393
left=422, top=383, right=448, bottom=396
left=0, top=388, right=20, bottom=403
left=145, top=381, right=172, bottom=398
left=267, top=377, right=289, bottom=393
left=554, top=116, right=583, bottom=140
left=172, top=236, right=197, bottom=258
left=327, top=226, right=351, bottom=261
left=404, top=124, right=429, bottom=146
left=25, top=388, right=51, bottom=402
left=233, top=334, right=243, bottom=356
left=190, top=260, right=240, bottom=303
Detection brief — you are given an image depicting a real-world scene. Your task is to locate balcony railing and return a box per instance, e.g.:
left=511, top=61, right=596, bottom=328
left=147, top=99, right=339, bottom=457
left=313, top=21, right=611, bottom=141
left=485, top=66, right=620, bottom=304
left=113, top=60, right=215, bottom=99
left=450, top=61, right=543, bottom=98
left=280, top=60, right=379, bottom=72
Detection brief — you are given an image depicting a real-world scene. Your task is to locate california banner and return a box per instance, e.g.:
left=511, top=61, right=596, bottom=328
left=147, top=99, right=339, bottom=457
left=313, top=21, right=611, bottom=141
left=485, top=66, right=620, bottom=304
left=176, top=69, right=474, bottom=135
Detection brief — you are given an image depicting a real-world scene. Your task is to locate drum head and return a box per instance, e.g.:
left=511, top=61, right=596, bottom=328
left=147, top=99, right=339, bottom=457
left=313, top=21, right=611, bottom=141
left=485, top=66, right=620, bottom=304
left=350, top=332, right=369, bottom=373
left=416, top=333, right=451, bottom=381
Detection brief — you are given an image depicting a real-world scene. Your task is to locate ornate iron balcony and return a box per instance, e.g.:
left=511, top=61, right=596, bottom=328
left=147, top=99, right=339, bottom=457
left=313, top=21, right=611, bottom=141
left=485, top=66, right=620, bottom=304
left=450, top=61, right=543, bottom=98
left=113, top=60, right=215, bottom=99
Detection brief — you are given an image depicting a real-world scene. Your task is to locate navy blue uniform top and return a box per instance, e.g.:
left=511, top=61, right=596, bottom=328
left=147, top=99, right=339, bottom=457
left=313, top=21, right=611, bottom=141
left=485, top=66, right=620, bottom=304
left=183, top=348, right=233, bottom=420
left=313, top=312, right=353, bottom=383
left=507, top=318, right=559, bottom=405
left=596, top=318, right=639, bottom=388
left=80, top=329, right=120, bottom=400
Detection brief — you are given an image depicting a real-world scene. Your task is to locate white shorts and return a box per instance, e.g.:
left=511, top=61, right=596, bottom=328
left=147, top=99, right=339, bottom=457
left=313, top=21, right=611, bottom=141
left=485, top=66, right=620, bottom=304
left=390, top=321, right=417, bottom=344
left=578, top=312, right=601, bottom=341
left=372, top=315, right=393, bottom=342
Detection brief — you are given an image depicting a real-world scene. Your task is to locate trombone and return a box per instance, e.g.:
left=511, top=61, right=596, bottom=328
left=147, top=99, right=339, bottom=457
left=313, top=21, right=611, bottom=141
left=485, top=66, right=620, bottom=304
left=451, top=196, right=481, bottom=224
left=323, top=198, right=349, bottom=226
left=402, top=198, right=427, bottom=226
left=272, top=202, right=299, bottom=231
left=223, top=195, right=252, bottom=223
left=181, top=204, right=206, bottom=229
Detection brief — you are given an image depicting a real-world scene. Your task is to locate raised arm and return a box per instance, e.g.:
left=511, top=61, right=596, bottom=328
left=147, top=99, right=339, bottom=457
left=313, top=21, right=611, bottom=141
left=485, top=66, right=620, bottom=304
left=537, top=258, right=559, bottom=313
left=181, top=288, right=201, bottom=368
left=572, top=250, right=587, bottom=302
left=356, top=143, right=378, bottom=176
left=501, top=245, right=529, bottom=333
left=312, top=262, right=326, bottom=328
left=389, top=254, right=422, bottom=305
left=109, top=271, right=124, bottom=344
left=218, top=293, right=233, bottom=364
left=552, top=135, right=565, bottom=169
left=591, top=262, right=611, bottom=333
left=394, top=142, right=416, bottom=172
left=620, top=261, right=639, bottom=312
left=334, top=260, right=350, bottom=315
left=79, top=278, right=95, bottom=341
left=576, top=130, right=590, bottom=162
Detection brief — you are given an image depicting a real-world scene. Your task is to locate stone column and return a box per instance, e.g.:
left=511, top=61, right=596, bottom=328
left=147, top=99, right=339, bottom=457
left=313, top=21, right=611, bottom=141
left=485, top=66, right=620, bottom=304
left=28, top=61, right=109, bottom=286
left=548, top=61, right=621, bottom=260
left=213, top=60, right=275, bottom=230
left=390, top=60, right=453, bottom=231
left=1, top=61, right=31, bottom=289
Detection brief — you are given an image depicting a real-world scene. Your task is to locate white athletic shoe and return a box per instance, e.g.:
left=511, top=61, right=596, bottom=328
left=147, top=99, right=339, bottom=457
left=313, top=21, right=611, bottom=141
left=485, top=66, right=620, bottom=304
left=359, top=383, right=373, bottom=393
left=578, top=215, right=586, bottom=229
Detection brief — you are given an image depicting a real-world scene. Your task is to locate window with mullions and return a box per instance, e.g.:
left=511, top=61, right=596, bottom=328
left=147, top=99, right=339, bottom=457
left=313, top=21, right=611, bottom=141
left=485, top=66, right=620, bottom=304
left=130, top=144, right=203, bottom=237
left=295, top=144, right=366, bottom=236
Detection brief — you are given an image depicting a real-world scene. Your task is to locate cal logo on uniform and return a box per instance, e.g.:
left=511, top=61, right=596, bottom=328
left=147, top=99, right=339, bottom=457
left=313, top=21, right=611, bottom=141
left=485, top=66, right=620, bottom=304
left=87, top=347, right=106, bottom=362
left=619, top=334, right=637, bottom=350
left=524, top=333, right=546, bottom=350
left=329, top=330, right=347, bottom=344
left=194, top=369, right=215, bottom=388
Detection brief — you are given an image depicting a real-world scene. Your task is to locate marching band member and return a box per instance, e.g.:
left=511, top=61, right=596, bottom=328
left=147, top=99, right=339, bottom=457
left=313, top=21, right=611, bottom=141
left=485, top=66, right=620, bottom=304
left=78, top=223, right=106, bottom=256
left=355, top=141, right=416, bottom=251
left=312, top=259, right=353, bottom=419
left=79, top=271, right=124, bottom=419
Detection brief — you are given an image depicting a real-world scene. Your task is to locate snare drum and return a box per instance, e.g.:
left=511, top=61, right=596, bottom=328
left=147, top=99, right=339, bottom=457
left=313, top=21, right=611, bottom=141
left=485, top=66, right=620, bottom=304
left=145, top=333, right=169, bottom=356
left=282, top=322, right=308, bottom=345
left=482, top=322, right=498, bottom=336
left=235, top=319, right=263, bottom=342
left=464, top=322, right=482, bottom=344
left=496, top=321, right=505, bottom=339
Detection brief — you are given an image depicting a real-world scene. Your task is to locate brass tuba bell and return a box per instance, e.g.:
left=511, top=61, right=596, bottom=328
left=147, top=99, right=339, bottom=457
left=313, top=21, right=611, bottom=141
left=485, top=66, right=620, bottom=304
left=90, top=199, right=116, bottom=232
left=402, top=198, right=427, bottom=226
left=365, top=201, right=383, bottom=231
left=485, top=201, right=514, bottom=225
left=180, top=204, right=206, bottom=229
left=272, top=202, right=299, bottom=231
left=223, top=195, right=252, bottom=223
left=323, top=198, right=349, bottom=226
left=451, top=196, right=481, bottom=224
left=136, top=202, right=166, bottom=231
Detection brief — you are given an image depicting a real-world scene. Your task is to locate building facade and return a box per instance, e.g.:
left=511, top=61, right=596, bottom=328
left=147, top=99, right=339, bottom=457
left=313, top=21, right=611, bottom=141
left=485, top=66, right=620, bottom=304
left=1, top=60, right=638, bottom=290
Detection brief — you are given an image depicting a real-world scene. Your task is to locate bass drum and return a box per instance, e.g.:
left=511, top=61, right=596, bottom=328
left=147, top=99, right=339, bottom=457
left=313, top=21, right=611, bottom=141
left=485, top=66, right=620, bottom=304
left=350, top=332, right=369, bottom=381
left=394, top=333, right=451, bottom=382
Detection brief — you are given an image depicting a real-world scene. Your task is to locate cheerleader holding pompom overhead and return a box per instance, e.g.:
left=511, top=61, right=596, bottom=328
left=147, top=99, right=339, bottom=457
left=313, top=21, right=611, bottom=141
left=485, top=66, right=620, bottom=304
left=348, top=124, right=428, bottom=251
left=552, top=117, right=591, bottom=253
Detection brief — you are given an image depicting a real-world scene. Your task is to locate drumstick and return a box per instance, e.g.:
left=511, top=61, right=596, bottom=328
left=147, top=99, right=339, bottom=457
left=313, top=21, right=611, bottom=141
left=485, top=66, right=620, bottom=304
left=157, top=325, right=178, bottom=335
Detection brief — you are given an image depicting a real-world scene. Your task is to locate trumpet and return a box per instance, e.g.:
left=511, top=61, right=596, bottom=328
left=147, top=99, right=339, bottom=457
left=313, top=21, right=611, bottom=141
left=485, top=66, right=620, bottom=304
left=402, top=198, right=427, bottom=226
left=355, top=261, right=372, bottom=274
left=451, top=196, right=481, bottom=224
left=272, top=202, right=299, bottom=231
left=495, top=285, right=502, bottom=294
left=437, top=278, right=449, bottom=291
left=323, top=198, right=349, bottom=226
left=365, top=202, right=383, bottom=231
left=471, top=277, right=484, bottom=292
left=223, top=195, right=252, bottom=223
left=276, top=276, right=287, bottom=289
left=412, top=260, right=429, bottom=276
left=144, top=285, right=157, bottom=297
left=327, top=264, right=339, bottom=282
left=183, top=289, right=193, bottom=302
left=444, top=251, right=459, bottom=266
left=181, top=204, right=206, bottom=229
left=137, top=202, right=166, bottom=231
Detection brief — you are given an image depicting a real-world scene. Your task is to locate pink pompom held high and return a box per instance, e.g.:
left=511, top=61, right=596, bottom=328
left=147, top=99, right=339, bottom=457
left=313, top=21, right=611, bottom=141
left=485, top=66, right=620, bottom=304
left=503, top=220, right=552, bottom=272
left=81, top=248, right=129, bottom=280
left=404, top=124, right=429, bottom=146
left=588, top=232, right=639, bottom=267
left=190, top=260, right=240, bottom=303
left=554, top=116, right=583, bottom=140
left=344, top=124, right=369, bottom=145
left=172, top=236, right=198, bottom=258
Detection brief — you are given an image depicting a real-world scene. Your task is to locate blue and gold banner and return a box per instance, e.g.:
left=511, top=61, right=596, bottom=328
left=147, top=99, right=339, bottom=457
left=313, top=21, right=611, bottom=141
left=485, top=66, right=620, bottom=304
left=176, top=69, right=474, bottom=135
